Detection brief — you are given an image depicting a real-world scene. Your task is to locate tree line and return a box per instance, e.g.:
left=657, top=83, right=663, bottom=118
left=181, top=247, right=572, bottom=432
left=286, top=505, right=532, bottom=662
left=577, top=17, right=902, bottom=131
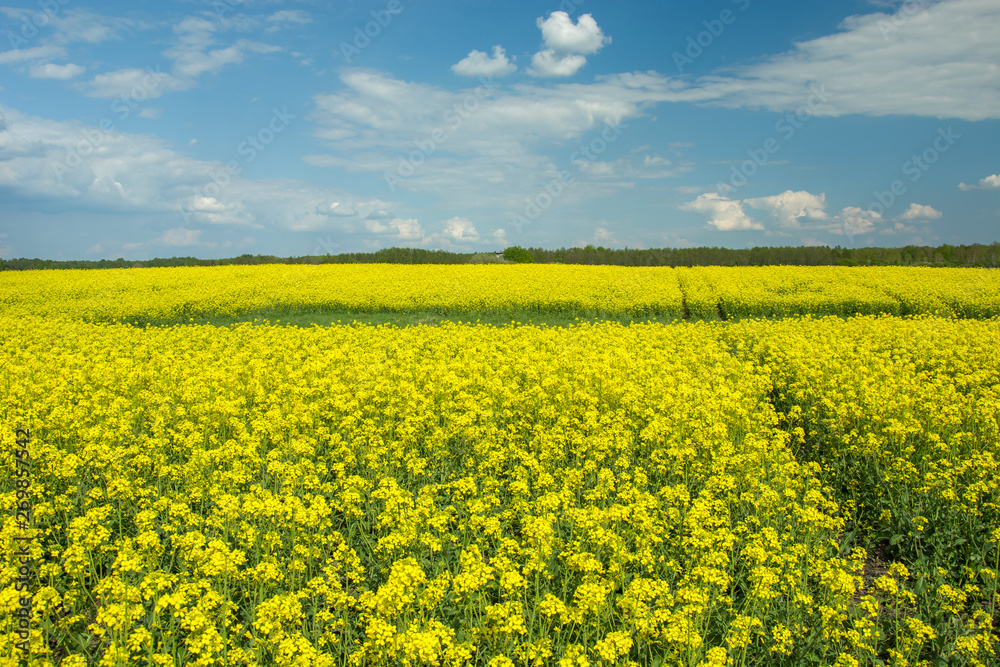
left=2, top=243, right=998, bottom=271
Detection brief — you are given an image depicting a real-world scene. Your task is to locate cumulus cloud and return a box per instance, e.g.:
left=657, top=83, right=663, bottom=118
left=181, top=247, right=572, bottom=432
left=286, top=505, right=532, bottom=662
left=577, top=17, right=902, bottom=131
left=744, top=190, right=829, bottom=228
left=681, top=193, right=762, bottom=231
left=593, top=226, right=622, bottom=246
left=959, top=174, right=1000, bottom=190
left=898, top=203, right=943, bottom=220
left=442, top=217, right=480, bottom=242
left=452, top=45, right=516, bottom=78
left=679, top=187, right=942, bottom=240
left=529, top=51, right=588, bottom=78
left=362, top=216, right=501, bottom=250
left=837, top=206, right=883, bottom=237
left=528, top=11, right=610, bottom=78
left=365, top=217, right=424, bottom=241
left=682, top=189, right=844, bottom=235
left=537, top=12, right=610, bottom=54
left=432, top=217, right=509, bottom=250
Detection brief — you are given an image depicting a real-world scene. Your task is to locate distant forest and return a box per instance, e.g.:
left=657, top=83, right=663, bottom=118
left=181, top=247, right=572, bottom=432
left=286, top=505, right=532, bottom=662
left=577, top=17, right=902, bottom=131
left=3, top=242, right=999, bottom=271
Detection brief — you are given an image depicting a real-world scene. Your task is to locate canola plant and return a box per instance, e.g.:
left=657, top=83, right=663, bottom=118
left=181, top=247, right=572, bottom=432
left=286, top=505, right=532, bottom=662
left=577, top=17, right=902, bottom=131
left=2, top=264, right=999, bottom=666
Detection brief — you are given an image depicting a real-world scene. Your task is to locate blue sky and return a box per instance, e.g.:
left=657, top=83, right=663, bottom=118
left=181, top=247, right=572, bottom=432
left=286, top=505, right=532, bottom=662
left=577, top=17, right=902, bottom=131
left=0, top=0, right=998, bottom=260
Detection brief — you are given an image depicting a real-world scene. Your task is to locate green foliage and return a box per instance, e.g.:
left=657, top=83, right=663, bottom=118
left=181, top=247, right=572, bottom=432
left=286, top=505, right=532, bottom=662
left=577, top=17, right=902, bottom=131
left=502, top=246, right=535, bottom=264
left=2, top=242, right=999, bottom=271
left=467, top=253, right=508, bottom=264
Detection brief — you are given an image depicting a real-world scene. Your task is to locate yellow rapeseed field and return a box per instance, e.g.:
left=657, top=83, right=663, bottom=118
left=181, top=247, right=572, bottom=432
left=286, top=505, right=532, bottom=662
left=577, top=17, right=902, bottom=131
left=2, top=265, right=999, bottom=666
left=0, top=265, right=685, bottom=322
left=0, top=264, right=998, bottom=322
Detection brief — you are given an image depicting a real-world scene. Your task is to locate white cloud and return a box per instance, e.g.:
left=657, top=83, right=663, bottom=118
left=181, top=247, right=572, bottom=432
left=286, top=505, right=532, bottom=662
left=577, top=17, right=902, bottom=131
left=0, top=7, right=136, bottom=46
left=0, top=45, right=66, bottom=64
left=86, top=67, right=189, bottom=99
left=86, top=243, right=103, bottom=254
left=29, top=63, right=85, bottom=79
left=182, top=196, right=252, bottom=226
left=744, top=190, right=829, bottom=228
left=361, top=215, right=504, bottom=250
left=668, top=0, right=1000, bottom=121
left=837, top=206, right=883, bottom=236
left=160, top=228, right=202, bottom=246
left=307, top=70, right=681, bottom=211
left=365, top=217, right=424, bottom=241
left=959, top=174, right=1000, bottom=190
left=442, top=217, right=480, bottom=242
left=84, top=15, right=280, bottom=98
left=898, top=203, right=943, bottom=220
left=528, top=12, right=610, bottom=78
left=45, top=8, right=137, bottom=44
left=430, top=217, right=510, bottom=250
left=452, top=45, right=516, bottom=78
left=537, top=12, right=610, bottom=55
left=593, top=226, right=621, bottom=246
left=0, top=104, right=394, bottom=236
left=681, top=193, right=762, bottom=231
left=170, top=38, right=280, bottom=80
left=394, top=218, right=424, bottom=241
left=529, top=50, right=588, bottom=78
left=574, top=154, right=691, bottom=180
left=316, top=201, right=357, bottom=217
left=691, top=190, right=891, bottom=237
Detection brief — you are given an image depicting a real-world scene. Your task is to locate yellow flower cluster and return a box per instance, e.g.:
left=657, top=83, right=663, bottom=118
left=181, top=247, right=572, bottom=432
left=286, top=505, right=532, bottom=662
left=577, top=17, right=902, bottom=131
left=0, top=264, right=685, bottom=322
left=2, top=264, right=999, bottom=323
left=1, top=264, right=999, bottom=665
left=679, top=265, right=1000, bottom=319
left=0, top=312, right=870, bottom=666
left=723, top=314, right=1000, bottom=664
